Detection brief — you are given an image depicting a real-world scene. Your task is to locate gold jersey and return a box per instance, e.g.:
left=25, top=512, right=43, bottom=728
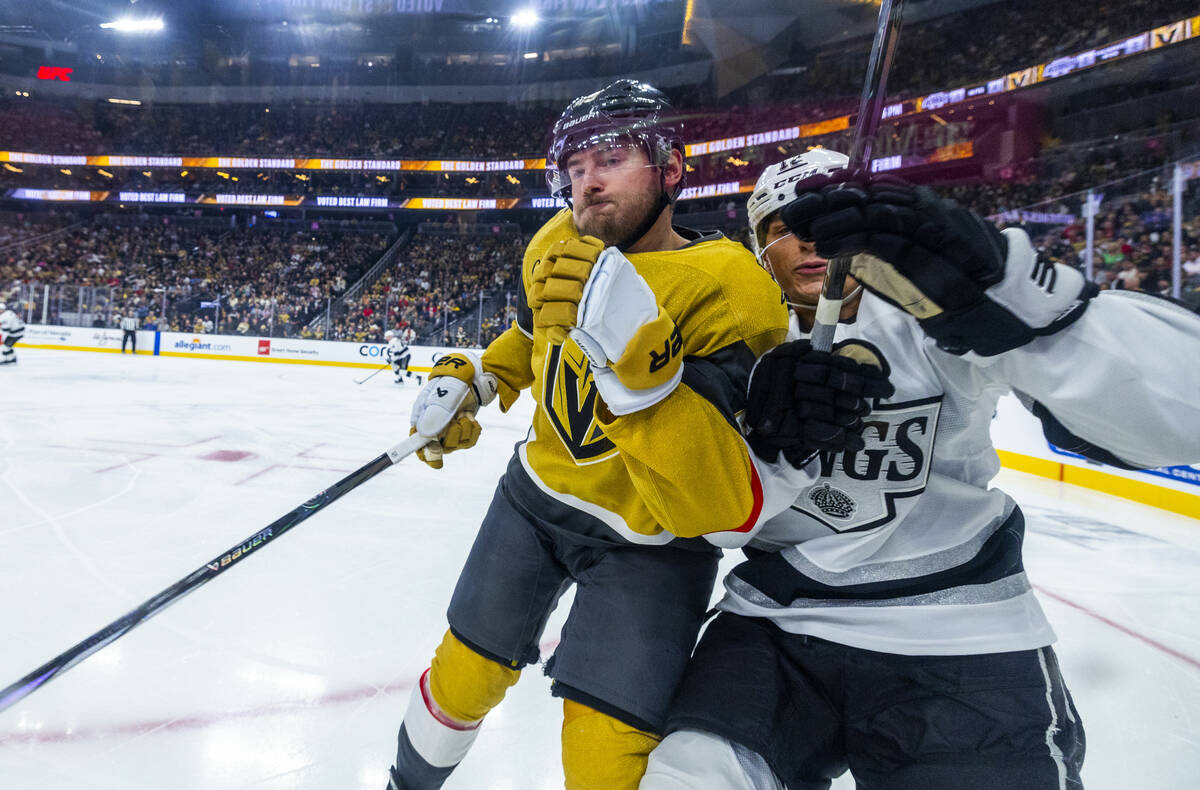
left=481, top=209, right=787, bottom=545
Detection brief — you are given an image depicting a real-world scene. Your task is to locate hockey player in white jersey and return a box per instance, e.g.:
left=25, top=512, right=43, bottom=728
left=0, top=301, right=25, bottom=366
left=642, top=152, right=1200, bottom=790
left=385, top=329, right=420, bottom=385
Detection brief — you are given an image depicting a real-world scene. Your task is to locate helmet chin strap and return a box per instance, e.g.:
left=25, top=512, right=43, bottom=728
left=758, top=233, right=864, bottom=313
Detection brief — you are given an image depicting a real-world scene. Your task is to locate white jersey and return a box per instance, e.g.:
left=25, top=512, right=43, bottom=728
left=715, top=290, right=1200, bottom=656
left=387, top=336, right=410, bottom=364
left=120, top=316, right=139, bottom=331
left=1, top=308, right=24, bottom=337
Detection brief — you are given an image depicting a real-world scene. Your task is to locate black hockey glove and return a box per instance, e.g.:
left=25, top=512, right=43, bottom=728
left=781, top=174, right=1097, bottom=356
left=746, top=339, right=894, bottom=469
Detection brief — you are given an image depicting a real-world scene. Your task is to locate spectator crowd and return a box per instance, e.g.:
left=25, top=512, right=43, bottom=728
left=320, top=230, right=525, bottom=346
left=2, top=0, right=1194, bottom=162
left=0, top=216, right=392, bottom=336
left=2, top=0, right=1198, bottom=349
left=4, top=158, right=1195, bottom=357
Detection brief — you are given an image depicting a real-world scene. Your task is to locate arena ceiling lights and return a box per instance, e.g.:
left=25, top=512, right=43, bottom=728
left=510, top=9, right=539, bottom=28
left=98, top=18, right=165, bottom=33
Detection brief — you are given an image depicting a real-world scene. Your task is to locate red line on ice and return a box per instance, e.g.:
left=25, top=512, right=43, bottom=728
left=0, top=640, right=560, bottom=747
left=0, top=678, right=415, bottom=746
left=198, top=450, right=256, bottom=462
left=1035, top=585, right=1200, bottom=672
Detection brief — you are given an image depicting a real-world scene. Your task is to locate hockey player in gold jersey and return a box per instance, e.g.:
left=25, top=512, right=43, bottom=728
left=386, top=80, right=788, bottom=789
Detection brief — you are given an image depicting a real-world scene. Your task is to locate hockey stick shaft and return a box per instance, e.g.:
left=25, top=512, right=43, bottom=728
left=355, top=366, right=387, bottom=385
left=810, top=0, right=906, bottom=351
left=0, top=432, right=429, bottom=715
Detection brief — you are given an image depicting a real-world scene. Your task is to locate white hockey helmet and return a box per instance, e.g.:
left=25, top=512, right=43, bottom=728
left=0, top=302, right=6, bottom=311
left=384, top=329, right=396, bottom=340
left=747, top=148, right=850, bottom=263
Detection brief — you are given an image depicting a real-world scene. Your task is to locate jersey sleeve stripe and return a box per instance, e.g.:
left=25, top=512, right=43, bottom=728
left=732, top=506, right=1028, bottom=606
left=730, top=459, right=764, bottom=534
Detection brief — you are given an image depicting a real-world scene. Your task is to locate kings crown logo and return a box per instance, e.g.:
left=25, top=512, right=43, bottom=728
left=809, top=483, right=856, bottom=519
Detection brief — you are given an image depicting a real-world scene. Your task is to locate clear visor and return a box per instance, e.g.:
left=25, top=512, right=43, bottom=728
left=546, top=134, right=658, bottom=198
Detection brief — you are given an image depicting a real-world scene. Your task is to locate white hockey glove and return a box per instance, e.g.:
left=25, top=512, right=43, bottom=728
left=782, top=175, right=1097, bottom=356
left=409, top=351, right=498, bottom=469
left=568, top=247, right=683, bottom=416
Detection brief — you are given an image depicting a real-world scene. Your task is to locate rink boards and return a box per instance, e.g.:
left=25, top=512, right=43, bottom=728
left=994, top=395, right=1200, bottom=519
left=19, top=323, right=1200, bottom=519
left=18, top=323, right=453, bottom=372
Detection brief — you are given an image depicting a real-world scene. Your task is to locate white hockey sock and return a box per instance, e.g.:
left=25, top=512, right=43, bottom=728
left=401, top=668, right=484, bottom=770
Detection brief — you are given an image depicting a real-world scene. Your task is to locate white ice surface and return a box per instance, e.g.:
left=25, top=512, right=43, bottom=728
left=0, top=348, right=1197, bottom=789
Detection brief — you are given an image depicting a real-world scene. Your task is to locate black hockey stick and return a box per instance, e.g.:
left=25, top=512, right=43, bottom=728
left=0, top=432, right=428, bottom=714
left=810, top=0, right=907, bottom=352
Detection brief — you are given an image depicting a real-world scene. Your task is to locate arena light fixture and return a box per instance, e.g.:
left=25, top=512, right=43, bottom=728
left=100, top=18, right=164, bottom=33
left=511, top=9, right=539, bottom=28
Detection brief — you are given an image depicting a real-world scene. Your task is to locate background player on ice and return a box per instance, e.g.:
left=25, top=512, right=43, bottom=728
left=385, top=79, right=788, bottom=790
left=385, top=329, right=420, bottom=385
left=0, top=301, right=25, bottom=366
left=641, top=151, right=1200, bottom=790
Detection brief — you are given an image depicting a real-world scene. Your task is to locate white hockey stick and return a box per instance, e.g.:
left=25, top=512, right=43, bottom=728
left=355, top=366, right=388, bottom=385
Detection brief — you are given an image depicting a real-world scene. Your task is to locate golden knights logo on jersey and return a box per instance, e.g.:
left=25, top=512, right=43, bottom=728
left=790, top=396, right=942, bottom=532
left=542, top=339, right=616, bottom=463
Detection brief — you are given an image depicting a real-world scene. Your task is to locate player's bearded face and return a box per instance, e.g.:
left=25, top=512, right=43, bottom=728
left=566, top=144, right=661, bottom=247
